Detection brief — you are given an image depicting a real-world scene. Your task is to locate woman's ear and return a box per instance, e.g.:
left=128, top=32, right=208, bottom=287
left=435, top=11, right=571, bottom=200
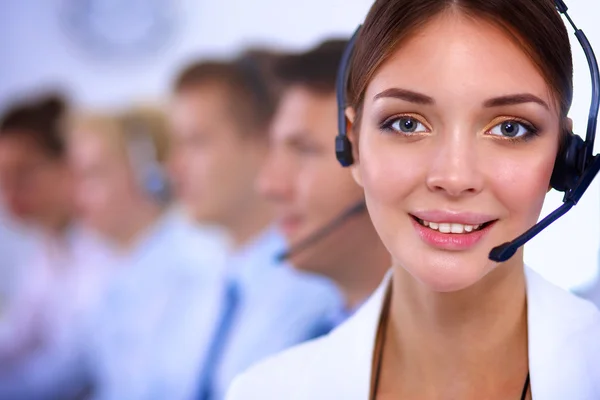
left=565, top=117, right=574, bottom=133
left=345, top=106, right=363, bottom=187
left=345, top=107, right=360, bottom=160
left=345, top=107, right=356, bottom=139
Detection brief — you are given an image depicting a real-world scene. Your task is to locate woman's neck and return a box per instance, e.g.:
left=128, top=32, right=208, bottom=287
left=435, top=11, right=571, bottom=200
left=382, top=262, right=529, bottom=399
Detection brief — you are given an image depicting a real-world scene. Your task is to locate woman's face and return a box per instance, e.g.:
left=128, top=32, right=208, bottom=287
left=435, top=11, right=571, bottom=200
left=69, top=131, right=140, bottom=238
left=351, top=13, right=561, bottom=292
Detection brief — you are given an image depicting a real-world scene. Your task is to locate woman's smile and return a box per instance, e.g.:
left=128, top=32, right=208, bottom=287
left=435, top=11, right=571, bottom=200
left=408, top=210, right=498, bottom=250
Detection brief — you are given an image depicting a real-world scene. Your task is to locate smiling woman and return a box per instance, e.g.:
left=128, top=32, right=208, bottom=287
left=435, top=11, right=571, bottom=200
left=226, top=0, right=600, bottom=399
left=352, top=13, right=562, bottom=290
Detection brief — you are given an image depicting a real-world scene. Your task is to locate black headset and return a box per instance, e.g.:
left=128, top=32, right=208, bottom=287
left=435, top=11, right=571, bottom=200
left=335, top=26, right=361, bottom=169
left=335, top=0, right=600, bottom=262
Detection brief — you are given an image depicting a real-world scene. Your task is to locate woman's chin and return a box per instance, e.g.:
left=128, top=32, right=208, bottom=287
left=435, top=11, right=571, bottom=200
left=403, top=254, right=494, bottom=293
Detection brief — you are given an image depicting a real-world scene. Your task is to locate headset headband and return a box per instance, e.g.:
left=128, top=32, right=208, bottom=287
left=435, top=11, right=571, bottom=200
left=335, top=26, right=362, bottom=167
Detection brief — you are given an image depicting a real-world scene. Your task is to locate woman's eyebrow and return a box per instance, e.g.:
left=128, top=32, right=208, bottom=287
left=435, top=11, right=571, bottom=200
left=374, top=88, right=435, bottom=105
left=373, top=88, right=550, bottom=111
left=483, top=93, right=550, bottom=110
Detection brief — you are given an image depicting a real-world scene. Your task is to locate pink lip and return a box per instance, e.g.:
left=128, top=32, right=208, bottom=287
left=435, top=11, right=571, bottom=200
left=410, top=217, right=496, bottom=251
left=411, top=210, right=497, bottom=225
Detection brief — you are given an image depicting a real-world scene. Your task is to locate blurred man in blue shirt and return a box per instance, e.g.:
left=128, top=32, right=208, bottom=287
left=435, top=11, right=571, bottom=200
left=0, top=94, right=107, bottom=400
left=257, top=40, right=391, bottom=329
left=168, top=51, right=342, bottom=400
left=0, top=205, right=37, bottom=307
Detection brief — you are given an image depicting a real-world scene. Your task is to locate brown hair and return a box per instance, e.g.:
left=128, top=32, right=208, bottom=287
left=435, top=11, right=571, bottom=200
left=347, top=0, right=573, bottom=125
left=173, top=51, right=281, bottom=137
left=273, top=39, right=348, bottom=95
left=0, top=93, right=69, bottom=159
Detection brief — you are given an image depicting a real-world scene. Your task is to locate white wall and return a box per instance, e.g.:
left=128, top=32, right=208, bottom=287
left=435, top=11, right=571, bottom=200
left=0, top=0, right=373, bottom=108
left=0, top=0, right=598, bottom=290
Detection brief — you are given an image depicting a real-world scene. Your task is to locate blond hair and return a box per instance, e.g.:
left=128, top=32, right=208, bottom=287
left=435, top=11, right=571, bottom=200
left=67, top=105, right=170, bottom=165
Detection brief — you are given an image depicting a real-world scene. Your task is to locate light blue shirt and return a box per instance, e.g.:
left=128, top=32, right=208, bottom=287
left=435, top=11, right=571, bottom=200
left=86, top=209, right=229, bottom=400
left=203, top=227, right=344, bottom=400
left=0, top=224, right=112, bottom=400
left=0, top=210, right=38, bottom=302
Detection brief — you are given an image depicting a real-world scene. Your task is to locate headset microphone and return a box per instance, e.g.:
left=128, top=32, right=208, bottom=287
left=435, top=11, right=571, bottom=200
left=335, top=0, right=600, bottom=264
left=276, top=201, right=367, bottom=262
left=489, top=2, right=600, bottom=262
left=490, top=156, right=600, bottom=262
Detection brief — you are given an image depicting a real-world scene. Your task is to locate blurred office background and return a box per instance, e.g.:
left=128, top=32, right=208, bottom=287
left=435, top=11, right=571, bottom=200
left=1, top=0, right=598, bottom=290
left=0, top=0, right=599, bottom=398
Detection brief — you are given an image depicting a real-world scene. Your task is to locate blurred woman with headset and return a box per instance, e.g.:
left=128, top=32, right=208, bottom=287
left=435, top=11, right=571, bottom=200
left=227, top=0, right=600, bottom=399
left=0, top=94, right=110, bottom=399
left=66, top=106, right=229, bottom=399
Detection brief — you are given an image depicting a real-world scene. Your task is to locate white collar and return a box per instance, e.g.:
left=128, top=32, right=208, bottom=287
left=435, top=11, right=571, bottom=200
left=324, top=267, right=600, bottom=399
left=524, top=267, right=600, bottom=398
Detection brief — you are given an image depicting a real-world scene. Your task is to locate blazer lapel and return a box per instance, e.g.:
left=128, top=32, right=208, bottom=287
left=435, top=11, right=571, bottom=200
left=325, top=270, right=392, bottom=399
left=526, top=267, right=600, bottom=399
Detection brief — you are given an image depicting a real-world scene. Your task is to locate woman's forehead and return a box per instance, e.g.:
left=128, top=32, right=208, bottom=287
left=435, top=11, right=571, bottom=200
left=364, top=13, right=555, bottom=111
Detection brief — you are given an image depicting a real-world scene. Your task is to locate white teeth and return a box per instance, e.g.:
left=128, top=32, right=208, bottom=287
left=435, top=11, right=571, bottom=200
left=439, top=223, right=451, bottom=233
left=450, top=223, right=464, bottom=234
left=420, top=220, right=482, bottom=234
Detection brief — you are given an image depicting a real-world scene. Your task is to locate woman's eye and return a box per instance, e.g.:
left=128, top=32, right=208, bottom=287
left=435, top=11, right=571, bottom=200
left=488, top=120, right=532, bottom=138
left=384, top=116, right=428, bottom=135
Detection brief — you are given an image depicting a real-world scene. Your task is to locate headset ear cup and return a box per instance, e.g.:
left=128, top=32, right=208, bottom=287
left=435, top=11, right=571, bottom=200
left=145, top=166, right=169, bottom=200
left=335, top=135, right=354, bottom=167
left=550, top=132, right=584, bottom=192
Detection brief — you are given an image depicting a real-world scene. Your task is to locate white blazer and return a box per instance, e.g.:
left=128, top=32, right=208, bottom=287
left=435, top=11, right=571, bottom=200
left=226, top=267, right=600, bottom=400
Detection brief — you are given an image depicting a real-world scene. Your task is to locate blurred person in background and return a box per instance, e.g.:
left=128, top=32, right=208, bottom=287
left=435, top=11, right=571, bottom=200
left=0, top=93, right=107, bottom=399
left=168, top=51, right=342, bottom=400
left=0, top=203, right=37, bottom=311
left=228, top=0, right=600, bottom=398
left=66, top=106, right=228, bottom=400
left=257, top=39, right=390, bottom=330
